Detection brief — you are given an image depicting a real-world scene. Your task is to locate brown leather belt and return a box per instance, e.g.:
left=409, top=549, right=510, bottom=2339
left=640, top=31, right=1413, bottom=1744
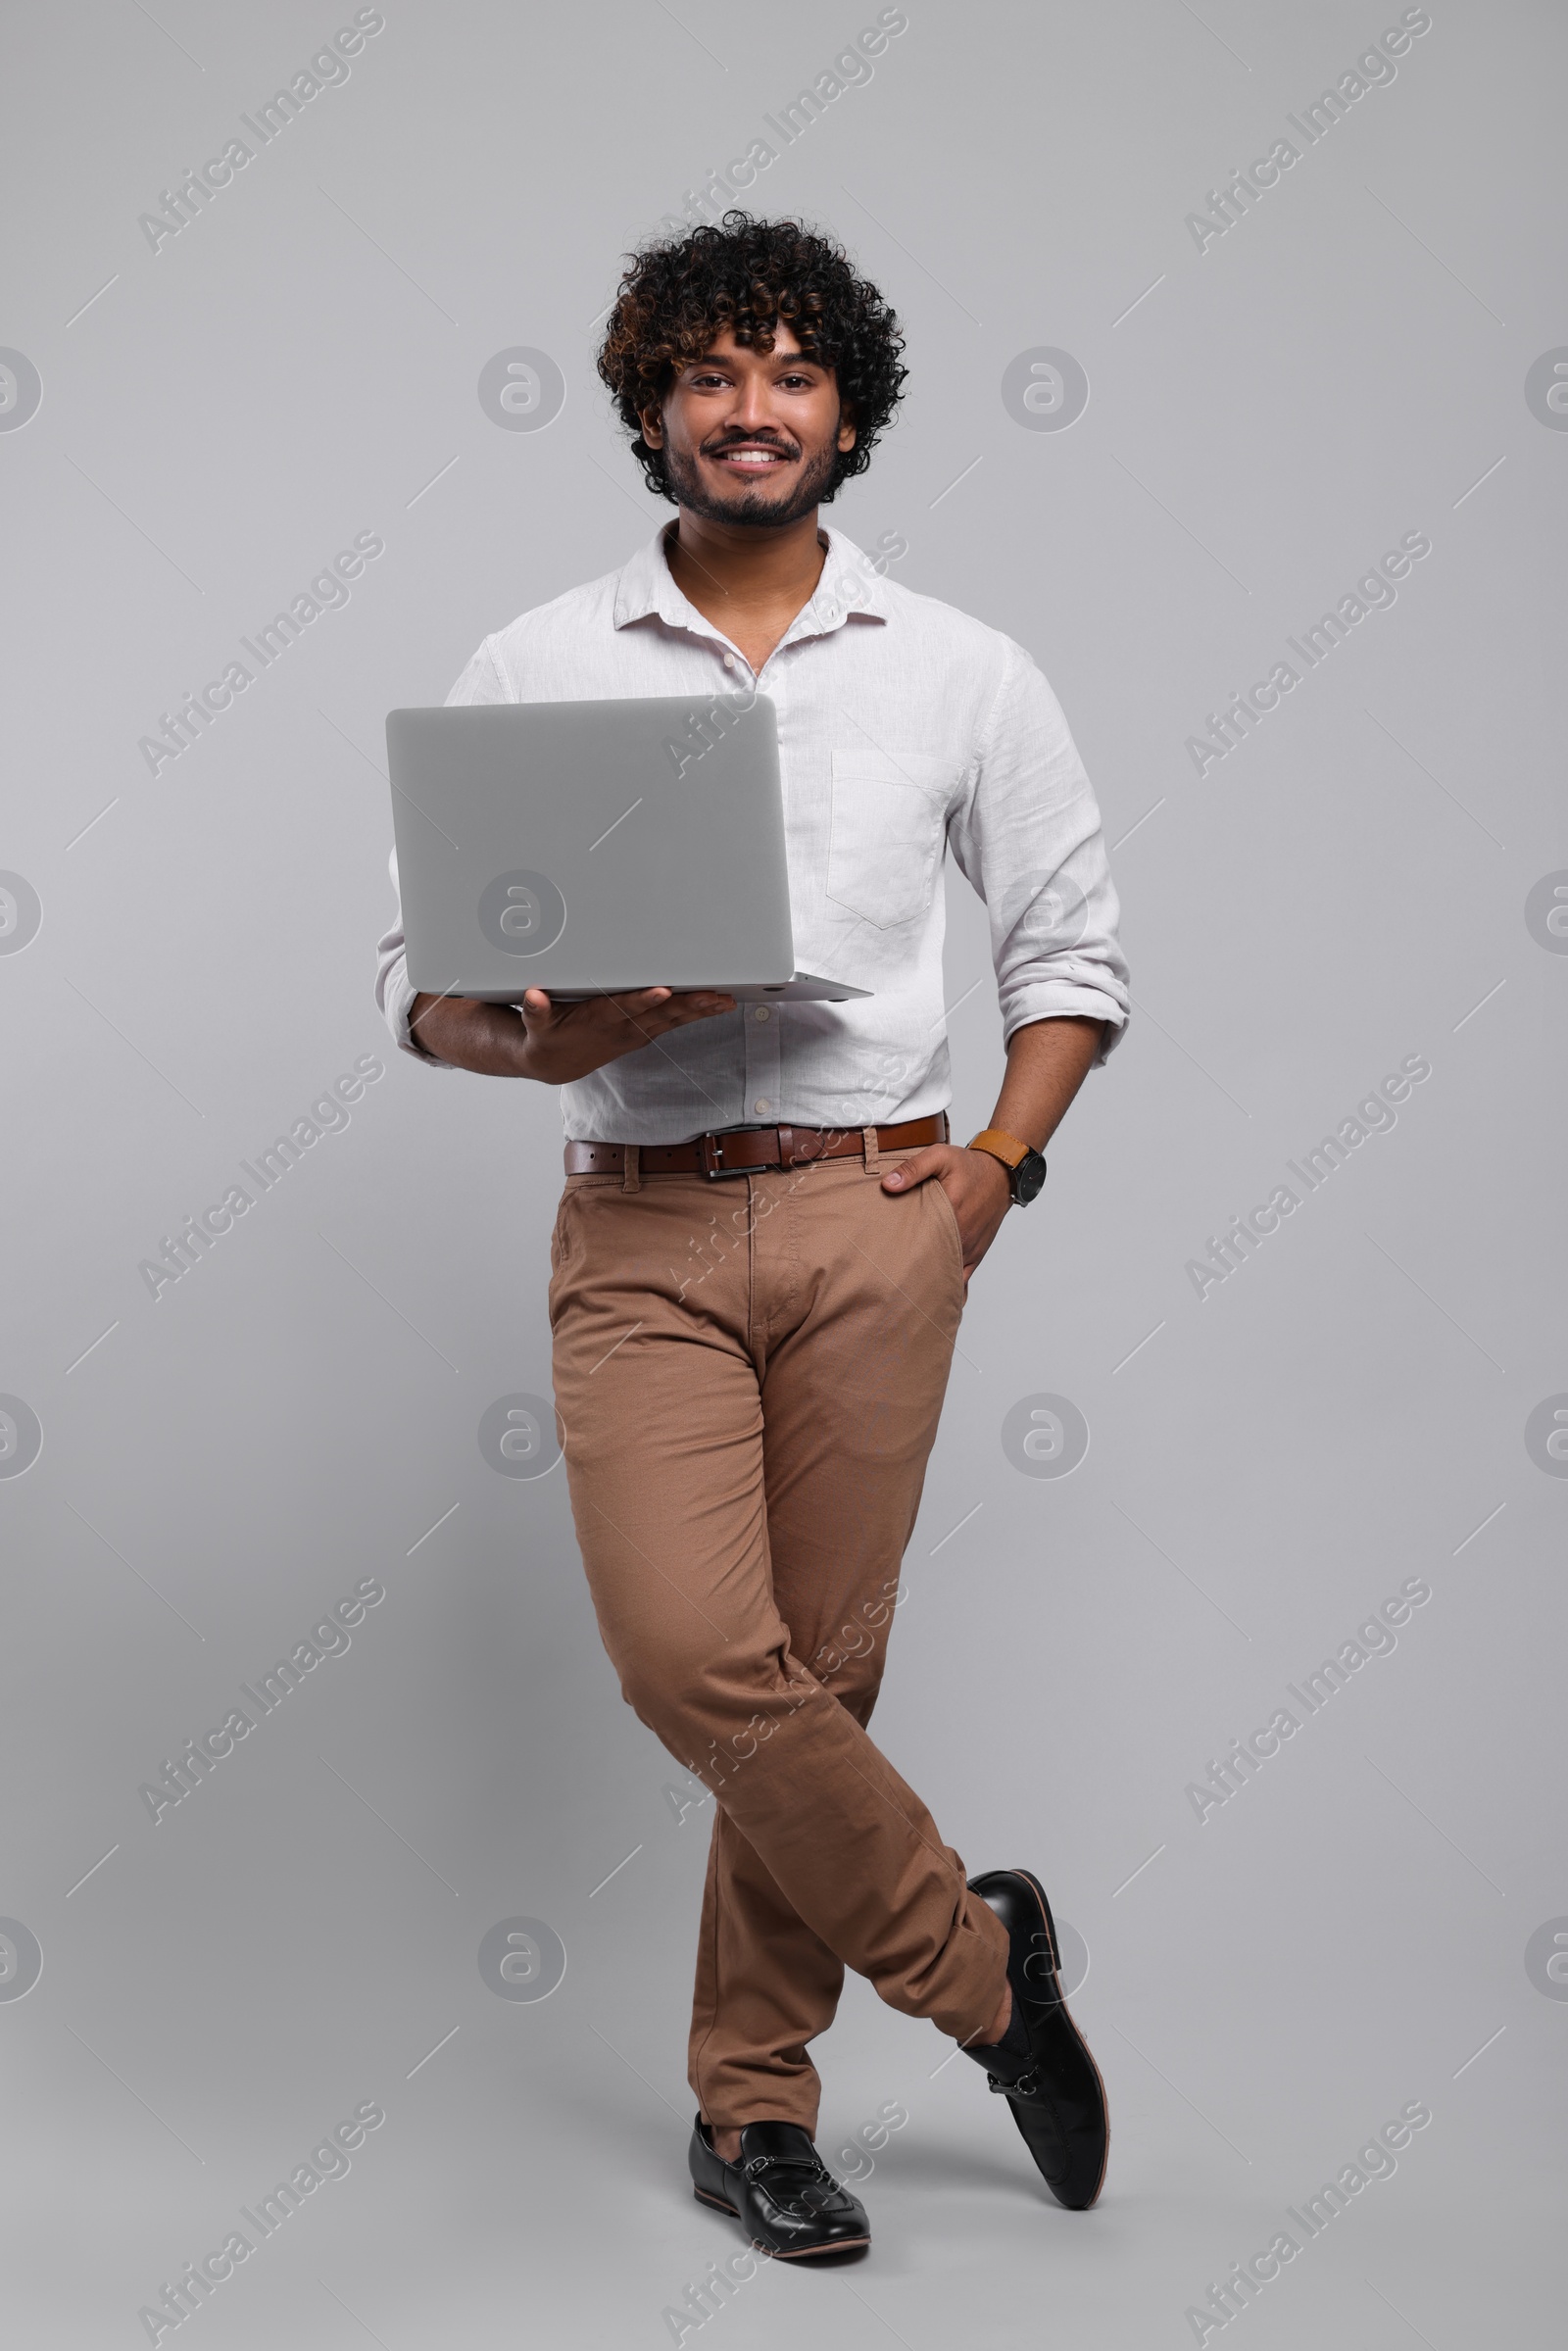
left=564, top=1112, right=949, bottom=1181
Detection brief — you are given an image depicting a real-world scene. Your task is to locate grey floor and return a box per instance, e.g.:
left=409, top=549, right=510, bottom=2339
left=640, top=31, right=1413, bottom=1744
left=6, top=1934, right=1554, bottom=2346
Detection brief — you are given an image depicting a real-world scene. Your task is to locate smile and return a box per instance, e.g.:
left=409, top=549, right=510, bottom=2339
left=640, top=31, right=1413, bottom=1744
left=710, top=446, right=793, bottom=468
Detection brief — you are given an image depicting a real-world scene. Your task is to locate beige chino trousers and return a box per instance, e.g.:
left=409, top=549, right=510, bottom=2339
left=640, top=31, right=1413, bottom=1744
left=548, top=1143, right=1010, bottom=2134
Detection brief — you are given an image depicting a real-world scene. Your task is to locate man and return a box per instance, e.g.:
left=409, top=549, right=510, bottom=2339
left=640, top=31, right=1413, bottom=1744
left=376, top=215, right=1128, bottom=2257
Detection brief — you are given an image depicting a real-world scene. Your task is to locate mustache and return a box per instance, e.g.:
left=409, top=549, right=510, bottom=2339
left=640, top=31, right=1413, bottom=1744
left=703, top=431, right=800, bottom=459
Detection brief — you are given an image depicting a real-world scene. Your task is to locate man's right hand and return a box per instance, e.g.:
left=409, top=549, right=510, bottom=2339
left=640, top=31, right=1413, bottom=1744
left=407, top=987, right=736, bottom=1082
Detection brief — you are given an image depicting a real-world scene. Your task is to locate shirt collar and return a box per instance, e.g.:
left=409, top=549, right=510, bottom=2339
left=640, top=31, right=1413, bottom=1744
left=612, top=519, right=889, bottom=636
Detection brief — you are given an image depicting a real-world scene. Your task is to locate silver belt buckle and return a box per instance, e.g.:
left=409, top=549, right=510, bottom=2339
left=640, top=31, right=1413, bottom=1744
left=699, top=1130, right=761, bottom=1180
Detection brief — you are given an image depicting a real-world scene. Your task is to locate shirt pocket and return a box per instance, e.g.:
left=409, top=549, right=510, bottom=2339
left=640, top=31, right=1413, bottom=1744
left=826, top=749, right=951, bottom=931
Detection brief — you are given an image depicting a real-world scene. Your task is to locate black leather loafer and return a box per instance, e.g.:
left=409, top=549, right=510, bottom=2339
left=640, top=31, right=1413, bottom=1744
left=688, top=2117, right=871, bottom=2257
left=963, top=1867, right=1109, bottom=2210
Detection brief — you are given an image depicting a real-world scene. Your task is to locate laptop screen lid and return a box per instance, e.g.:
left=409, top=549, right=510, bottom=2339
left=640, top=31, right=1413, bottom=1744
left=387, top=692, right=799, bottom=1001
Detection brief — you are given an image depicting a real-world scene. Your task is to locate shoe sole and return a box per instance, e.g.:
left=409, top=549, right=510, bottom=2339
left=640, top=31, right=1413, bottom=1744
left=691, top=2185, right=870, bottom=2257
left=1008, top=1866, right=1111, bottom=2211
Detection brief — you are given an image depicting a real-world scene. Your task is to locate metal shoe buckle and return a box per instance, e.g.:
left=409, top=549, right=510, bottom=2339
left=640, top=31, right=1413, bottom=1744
left=989, top=2064, right=1043, bottom=2099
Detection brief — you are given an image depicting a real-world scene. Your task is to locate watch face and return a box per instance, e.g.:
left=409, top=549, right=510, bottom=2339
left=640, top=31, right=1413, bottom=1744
left=1013, top=1150, right=1048, bottom=1204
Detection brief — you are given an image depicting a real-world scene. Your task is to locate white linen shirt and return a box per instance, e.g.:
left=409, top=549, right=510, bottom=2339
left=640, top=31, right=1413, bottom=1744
left=375, top=522, right=1129, bottom=1144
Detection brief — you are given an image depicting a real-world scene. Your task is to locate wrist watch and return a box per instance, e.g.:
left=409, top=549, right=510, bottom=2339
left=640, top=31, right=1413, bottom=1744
left=966, top=1127, right=1048, bottom=1205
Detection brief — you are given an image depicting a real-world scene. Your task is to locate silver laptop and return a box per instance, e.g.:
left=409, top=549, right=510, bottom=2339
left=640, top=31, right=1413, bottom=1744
left=385, top=694, right=868, bottom=1004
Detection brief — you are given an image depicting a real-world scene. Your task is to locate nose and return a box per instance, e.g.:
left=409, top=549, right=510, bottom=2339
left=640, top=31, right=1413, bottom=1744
left=726, top=373, right=783, bottom=436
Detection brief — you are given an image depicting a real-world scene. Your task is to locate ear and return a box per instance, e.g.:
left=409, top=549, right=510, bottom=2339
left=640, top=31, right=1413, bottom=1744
left=640, top=405, right=664, bottom=449
left=836, top=402, right=858, bottom=455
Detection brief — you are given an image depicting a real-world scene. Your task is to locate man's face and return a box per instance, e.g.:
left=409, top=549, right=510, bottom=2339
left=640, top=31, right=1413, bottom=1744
left=641, top=324, right=856, bottom=526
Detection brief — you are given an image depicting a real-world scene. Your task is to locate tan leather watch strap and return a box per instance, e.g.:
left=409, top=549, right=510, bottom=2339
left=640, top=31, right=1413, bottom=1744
left=966, top=1127, right=1031, bottom=1171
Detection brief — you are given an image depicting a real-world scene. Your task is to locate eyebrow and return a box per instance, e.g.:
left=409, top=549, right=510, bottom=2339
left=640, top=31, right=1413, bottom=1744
left=684, top=348, right=829, bottom=372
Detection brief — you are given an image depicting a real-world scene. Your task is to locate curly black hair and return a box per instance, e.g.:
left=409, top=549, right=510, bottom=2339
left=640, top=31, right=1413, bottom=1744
left=597, top=213, right=907, bottom=503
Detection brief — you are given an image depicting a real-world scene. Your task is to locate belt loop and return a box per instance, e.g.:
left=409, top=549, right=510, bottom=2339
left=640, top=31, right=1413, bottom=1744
left=622, top=1145, right=641, bottom=1195
left=861, top=1125, right=880, bottom=1173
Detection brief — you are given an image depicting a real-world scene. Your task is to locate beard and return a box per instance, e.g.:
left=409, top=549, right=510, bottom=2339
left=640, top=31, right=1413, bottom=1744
left=661, top=433, right=843, bottom=526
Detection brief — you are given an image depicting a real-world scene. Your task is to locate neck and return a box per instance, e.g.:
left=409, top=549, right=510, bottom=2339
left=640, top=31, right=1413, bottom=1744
left=664, top=509, right=827, bottom=619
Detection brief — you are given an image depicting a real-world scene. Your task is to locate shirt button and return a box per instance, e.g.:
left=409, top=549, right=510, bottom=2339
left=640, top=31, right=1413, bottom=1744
left=754, top=1097, right=771, bottom=1114
left=754, top=1005, right=770, bottom=1021
left=722, top=654, right=735, bottom=668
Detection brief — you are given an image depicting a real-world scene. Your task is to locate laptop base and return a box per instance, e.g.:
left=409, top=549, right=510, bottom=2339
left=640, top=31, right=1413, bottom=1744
left=460, top=970, right=870, bottom=1005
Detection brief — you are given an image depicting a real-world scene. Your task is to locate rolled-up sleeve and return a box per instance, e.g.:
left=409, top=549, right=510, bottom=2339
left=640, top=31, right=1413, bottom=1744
left=947, top=639, right=1130, bottom=1063
left=373, top=637, right=511, bottom=1067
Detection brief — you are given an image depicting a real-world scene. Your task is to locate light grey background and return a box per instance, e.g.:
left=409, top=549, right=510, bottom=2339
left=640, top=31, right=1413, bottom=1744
left=3, top=1, right=1564, bottom=2343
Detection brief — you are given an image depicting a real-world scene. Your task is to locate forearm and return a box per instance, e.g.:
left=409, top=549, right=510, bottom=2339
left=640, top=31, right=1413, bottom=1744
left=986, top=1015, right=1104, bottom=1152
left=408, top=992, right=531, bottom=1076
left=407, top=982, right=736, bottom=1083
